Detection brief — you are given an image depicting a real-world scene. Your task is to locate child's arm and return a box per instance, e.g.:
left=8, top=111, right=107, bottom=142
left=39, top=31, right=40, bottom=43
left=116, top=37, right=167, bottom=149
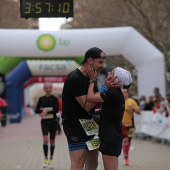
left=87, top=82, right=104, bottom=103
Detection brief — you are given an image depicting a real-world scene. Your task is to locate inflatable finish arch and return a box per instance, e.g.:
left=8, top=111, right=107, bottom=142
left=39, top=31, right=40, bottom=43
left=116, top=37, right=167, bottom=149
left=0, top=27, right=165, bottom=120
left=0, top=27, right=165, bottom=97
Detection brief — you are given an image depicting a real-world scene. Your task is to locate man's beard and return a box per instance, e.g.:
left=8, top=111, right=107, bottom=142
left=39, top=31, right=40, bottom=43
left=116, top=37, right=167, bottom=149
left=97, top=67, right=103, bottom=73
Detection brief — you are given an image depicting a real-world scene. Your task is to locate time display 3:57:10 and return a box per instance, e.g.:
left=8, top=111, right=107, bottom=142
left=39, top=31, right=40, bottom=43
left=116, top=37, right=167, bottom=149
left=20, top=0, right=73, bottom=18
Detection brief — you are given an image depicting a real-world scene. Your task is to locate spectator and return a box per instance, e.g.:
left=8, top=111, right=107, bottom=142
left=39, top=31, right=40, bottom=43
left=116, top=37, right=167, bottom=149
left=153, top=87, right=162, bottom=101
left=159, top=97, right=167, bottom=114
left=144, top=96, right=155, bottom=111
left=139, top=95, right=147, bottom=110
left=165, top=91, right=170, bottom=116
left=152, top=97, right=166, bottom=114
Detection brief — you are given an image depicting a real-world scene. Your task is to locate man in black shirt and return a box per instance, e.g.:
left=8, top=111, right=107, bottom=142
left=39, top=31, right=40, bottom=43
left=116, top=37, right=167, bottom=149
left=62, top=47, right=119, bottom=170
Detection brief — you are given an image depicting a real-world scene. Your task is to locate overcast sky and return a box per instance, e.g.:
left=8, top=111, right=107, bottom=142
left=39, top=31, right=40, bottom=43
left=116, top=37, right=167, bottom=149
left=38, top=18, right=66, bottom=31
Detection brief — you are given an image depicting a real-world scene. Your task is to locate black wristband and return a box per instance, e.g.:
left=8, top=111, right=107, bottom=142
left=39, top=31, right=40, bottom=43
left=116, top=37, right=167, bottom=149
left=89, top=79, right=95, bottom=84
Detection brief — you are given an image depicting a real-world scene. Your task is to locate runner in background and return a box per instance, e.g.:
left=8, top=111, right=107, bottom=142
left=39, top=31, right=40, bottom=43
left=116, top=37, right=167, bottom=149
left=35, top=82, right=59, bottom=169
left=56, top=94, right=62, bottom=135
left=121, top=89, right=140, bottom=166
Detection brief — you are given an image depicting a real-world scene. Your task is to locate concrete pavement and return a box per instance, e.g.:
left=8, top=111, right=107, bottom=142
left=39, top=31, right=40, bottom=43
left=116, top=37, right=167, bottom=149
left=0, top=115, right=170, bottom=170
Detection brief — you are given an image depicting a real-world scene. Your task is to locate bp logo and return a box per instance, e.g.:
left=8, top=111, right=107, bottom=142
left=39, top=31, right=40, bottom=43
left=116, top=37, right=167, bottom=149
left=37, top=34, right=56, bottom=52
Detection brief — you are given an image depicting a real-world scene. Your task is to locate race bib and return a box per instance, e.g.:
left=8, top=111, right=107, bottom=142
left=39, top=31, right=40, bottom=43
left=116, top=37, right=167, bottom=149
left=86, top=135, right=100, bottom=151
left=128, top=128, right=135, bottom=137
left=79, top=119, right=99, bottom=136
left=41, top=107, right=53, bottom=112
left=42, top=114, right=54, bottom=119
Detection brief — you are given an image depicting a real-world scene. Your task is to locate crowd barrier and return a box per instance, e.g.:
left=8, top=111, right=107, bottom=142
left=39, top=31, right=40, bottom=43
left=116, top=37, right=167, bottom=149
left=134, top=111, right=170, bottom=141
left=6, top=108, right=170, bottom=142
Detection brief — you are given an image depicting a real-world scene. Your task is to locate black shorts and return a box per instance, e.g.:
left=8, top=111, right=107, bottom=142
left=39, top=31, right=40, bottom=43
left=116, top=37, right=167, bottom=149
left=63, top=119, right=93, bottom=151
left=41, top=119, right=57, bottom=139
left=99, top=141, right=122, bottom=157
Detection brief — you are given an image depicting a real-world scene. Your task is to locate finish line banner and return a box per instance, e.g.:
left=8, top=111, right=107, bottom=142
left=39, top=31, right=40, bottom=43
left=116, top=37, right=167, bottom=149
left=26, top=60, right=79, bottom=76
left=134, top=111, right=170, bottom=140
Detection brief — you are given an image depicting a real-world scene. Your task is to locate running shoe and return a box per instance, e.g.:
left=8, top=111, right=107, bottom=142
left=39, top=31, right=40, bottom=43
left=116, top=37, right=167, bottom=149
left=49, top=159, right=54, bottom=169
left=124, top=158, right=129, bottom=165
left=43, top=159, right=48, bottom=168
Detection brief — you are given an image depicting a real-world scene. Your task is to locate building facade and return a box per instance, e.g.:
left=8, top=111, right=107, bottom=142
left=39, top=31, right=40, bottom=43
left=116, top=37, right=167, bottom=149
left=0, top=0, right=38, bottom=29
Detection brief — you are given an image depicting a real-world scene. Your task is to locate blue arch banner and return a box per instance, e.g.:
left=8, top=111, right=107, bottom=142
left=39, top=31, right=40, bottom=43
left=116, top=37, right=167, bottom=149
left=6, top=61, right=32, bottom=123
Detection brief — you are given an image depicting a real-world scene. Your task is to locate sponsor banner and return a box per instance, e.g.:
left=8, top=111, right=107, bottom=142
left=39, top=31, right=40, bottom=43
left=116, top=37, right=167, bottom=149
left=134, top=111, right=170, bottom=140
left=24, top=76, right=66, bottom=88
left=26, top=60, right=79, bottom=76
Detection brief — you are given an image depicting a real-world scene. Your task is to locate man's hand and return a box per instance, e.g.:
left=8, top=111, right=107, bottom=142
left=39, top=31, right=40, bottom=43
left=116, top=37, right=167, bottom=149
left=40, top=109, right=48, bottom=117
left=105, top=72, right=121, bottom=89
left=86, top=65, right=98, bottom=81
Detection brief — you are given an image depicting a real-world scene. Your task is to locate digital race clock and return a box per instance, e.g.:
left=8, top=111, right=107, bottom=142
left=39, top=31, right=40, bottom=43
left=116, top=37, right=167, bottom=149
left=20, top=0, right=73, bottom=18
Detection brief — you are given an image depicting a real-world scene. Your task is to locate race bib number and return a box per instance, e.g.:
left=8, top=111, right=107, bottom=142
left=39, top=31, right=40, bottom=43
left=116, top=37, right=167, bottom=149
left=41, top=107, right=53, bottom=112
left=86, top=135, right=100, bottom=151
left=42, top=114, right=54, bottom=119
left=79, top=119, right=99, bottom=136
left=128, top=128, right=135, bottom=137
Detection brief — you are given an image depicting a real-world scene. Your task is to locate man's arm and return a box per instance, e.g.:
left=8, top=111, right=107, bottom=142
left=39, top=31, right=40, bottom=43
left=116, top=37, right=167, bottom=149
left=75, top=95, right=97, bottom=112
left=87, top=82, right=103, bottom=103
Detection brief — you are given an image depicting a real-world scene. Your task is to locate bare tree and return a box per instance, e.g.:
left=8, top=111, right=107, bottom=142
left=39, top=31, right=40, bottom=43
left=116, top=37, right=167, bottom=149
left=68, top=0, right=170, bottom=90
left=123, top=0, right=170, bottom=90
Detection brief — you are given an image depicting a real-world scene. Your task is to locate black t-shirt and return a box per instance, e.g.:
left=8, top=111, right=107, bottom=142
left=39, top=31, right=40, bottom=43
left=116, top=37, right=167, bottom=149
left=35, top=95, right=59, bottom=120
left=62, top=68, right=98, bottom=120
left=99, top=88, right=125, bottom=143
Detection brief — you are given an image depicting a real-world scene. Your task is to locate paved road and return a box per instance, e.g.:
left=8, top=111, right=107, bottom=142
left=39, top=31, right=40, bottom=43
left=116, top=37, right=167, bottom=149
left=0, top=115, right=170, bottom=170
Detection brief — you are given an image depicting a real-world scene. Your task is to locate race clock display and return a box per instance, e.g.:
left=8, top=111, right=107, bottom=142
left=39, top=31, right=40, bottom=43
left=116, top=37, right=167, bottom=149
left=20, top=0, right=73, bottom=18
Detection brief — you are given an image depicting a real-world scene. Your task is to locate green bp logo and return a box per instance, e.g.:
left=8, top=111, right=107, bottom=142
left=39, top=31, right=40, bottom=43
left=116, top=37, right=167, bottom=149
left=37, top=34, right=56, bottom=52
